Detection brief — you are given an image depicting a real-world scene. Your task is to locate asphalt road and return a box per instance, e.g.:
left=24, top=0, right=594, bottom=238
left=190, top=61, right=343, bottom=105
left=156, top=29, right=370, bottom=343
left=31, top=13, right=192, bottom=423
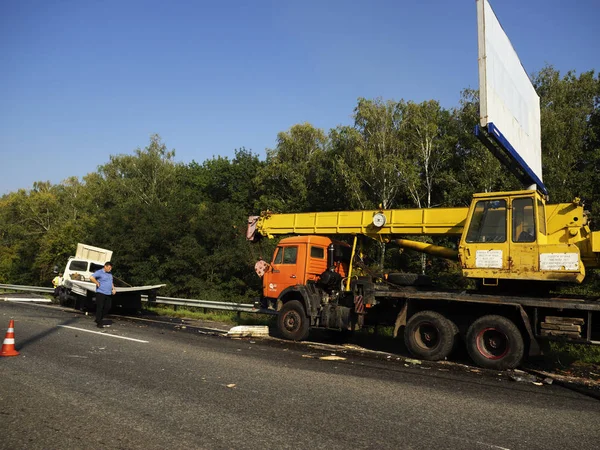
left=1, top=301, right=599, bottom=450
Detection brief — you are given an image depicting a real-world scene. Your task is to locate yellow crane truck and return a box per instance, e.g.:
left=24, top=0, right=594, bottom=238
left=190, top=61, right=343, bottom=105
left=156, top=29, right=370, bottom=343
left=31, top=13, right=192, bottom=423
left=247, top=192, right=600, bottom=369
left=246, top=1, right=600, bottom=369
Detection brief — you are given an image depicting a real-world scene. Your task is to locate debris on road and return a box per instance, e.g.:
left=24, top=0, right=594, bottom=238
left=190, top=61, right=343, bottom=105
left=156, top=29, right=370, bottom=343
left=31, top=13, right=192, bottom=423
left=319, top=355, right=346, bottom=361
left=227, top=325, right=269, bottom=338
left=404, top=358, right=422, bottom=365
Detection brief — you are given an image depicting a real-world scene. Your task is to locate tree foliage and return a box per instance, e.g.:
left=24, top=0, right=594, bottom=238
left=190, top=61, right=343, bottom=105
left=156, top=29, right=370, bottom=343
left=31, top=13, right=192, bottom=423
left=331, top=98, right=407, bottom=210
left=1, top=64, right=598, bottom=299
left=446, top=88, right=519, bottom=205
left=255, top=123, right=328, bottom=213
left=533, top=67, right=600, bottom=204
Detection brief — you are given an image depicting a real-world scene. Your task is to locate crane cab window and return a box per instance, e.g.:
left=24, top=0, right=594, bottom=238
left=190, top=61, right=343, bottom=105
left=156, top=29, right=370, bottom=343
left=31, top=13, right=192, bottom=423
left=537, top=198, right=546, bottom=236
left=273, top=246, right=298, bottom=264
left=466, top=200, right=507, bottom=243
left=512, top=198, right=536, bottom=242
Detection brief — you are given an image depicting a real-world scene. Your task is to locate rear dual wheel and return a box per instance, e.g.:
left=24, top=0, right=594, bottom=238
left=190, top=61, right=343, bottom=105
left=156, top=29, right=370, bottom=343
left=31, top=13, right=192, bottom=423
left=466, top=315, right=524, bottom=370
left=404, top=311, right=458, bottom=361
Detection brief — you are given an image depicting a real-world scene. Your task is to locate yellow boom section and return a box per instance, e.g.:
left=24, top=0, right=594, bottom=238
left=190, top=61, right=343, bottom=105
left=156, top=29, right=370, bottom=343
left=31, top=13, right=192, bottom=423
left=253, top=207, right=469, bottom=241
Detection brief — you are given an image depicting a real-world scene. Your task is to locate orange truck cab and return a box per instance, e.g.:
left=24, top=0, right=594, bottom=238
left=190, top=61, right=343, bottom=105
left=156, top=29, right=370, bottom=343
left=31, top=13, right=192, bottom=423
left=257, top=235, right=353, bottom=340
left=262, top=236, right=349, bottom=299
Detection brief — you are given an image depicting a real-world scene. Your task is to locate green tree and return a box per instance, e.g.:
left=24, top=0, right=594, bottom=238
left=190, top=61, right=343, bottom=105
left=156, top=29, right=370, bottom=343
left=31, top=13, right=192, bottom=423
left=331, top=98, right=408, bottom=210
left=398, top=100, right=454, bottom=208
left=533, top=66, right=600, bottom=203
left=98, top=134, right=177, bottom=207
left=0, top=182, right=70, bottom=283
left=173, top=149, right=266, bottom=298
left=581, top=93, right=600, bottom=225
left=86, top=135, right=181, bottom=285
left=187, top=148, right=263, bottom=210
left=255, top=123, right=327, bottom=212
left=446, top=88, right=519, bottom=206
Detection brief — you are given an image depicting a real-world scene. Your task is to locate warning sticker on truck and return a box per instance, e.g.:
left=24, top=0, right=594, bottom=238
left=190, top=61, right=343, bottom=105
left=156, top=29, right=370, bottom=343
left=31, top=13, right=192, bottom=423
left=475, top=250, right=503, bottom=268
left=540, top=253, right=579, bottom=271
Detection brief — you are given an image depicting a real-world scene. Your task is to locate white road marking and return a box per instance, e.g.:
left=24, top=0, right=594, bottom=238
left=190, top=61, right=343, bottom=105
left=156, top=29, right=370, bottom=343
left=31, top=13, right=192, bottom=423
left=449, top=435, right=511, bottom=450
left=58, top=325, right=149, bottom=343
left=475, top=442, right=511, bottom=450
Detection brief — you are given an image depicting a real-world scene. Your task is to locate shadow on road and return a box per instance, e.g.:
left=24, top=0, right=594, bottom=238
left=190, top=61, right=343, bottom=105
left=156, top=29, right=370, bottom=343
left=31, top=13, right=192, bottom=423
left=1, top=315, right=81, bottom=357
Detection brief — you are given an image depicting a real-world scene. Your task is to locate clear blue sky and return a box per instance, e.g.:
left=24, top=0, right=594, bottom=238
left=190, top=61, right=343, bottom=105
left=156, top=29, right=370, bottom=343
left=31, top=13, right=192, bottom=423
left=1, top=0, right=598, bottom=195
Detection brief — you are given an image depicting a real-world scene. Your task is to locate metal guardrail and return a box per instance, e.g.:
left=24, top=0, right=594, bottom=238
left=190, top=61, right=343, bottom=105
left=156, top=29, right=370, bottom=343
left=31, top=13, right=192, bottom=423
left=0, top=283, right=277, bottom=315
left=0, top=284, right=54, bottom=294
left=143, top=295, right=263, bottom=313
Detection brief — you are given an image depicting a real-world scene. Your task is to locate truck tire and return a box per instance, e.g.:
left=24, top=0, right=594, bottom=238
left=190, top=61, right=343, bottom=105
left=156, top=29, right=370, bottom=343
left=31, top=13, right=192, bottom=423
left=404, top=311, right=457, bottom=361
left=466, top=315, right=524, bottom=370
left=277, top=300, right=309, bottom=341
left=387, top=273, right=431, bottom=287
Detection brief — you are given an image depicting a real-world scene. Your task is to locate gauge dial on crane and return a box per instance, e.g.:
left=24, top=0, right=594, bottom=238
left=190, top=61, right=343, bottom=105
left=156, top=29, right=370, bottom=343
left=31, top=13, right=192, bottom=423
left=372, top=213, right=386, bottom=228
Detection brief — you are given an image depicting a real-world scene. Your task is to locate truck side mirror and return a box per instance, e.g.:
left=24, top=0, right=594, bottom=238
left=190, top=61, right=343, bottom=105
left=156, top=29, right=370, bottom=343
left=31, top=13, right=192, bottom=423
left=53, top=265, right=59, bottom=274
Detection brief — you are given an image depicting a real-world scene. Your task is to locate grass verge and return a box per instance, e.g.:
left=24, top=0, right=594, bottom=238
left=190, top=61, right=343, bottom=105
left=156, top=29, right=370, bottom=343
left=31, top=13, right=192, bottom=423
left=143, top=305, right=275, bottom=326
left=545, top=342, right=600, bottom=365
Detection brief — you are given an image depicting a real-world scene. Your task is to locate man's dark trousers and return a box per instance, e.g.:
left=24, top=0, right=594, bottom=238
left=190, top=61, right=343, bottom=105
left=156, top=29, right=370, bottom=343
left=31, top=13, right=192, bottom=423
left=95, top=293, right=112, bottom=324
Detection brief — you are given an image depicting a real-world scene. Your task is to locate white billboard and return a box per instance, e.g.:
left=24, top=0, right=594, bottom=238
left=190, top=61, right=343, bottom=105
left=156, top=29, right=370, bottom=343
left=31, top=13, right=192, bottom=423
left=477, top=0, right=543, bottom=190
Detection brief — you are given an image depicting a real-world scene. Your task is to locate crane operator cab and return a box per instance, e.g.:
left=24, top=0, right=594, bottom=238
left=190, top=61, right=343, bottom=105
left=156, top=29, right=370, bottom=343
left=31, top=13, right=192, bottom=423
left=459, top=190, right=590, bottom=286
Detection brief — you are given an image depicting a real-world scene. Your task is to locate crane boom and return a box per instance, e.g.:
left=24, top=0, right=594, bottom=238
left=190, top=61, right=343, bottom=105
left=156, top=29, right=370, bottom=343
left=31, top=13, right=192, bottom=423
left=248, top=190, right=600, bottom=285
left=247, top=207, right=468, bottom=242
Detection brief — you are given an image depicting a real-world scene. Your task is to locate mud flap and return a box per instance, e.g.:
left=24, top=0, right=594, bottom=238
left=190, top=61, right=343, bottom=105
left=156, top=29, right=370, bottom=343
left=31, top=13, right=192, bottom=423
left=393, top=303, right=408, bottom=338
left=518, top=305, right=541, bottom=357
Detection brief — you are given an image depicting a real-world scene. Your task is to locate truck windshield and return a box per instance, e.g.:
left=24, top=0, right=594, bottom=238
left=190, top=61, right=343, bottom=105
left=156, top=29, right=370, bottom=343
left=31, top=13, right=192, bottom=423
left=273, top=246, right=298, bottom=264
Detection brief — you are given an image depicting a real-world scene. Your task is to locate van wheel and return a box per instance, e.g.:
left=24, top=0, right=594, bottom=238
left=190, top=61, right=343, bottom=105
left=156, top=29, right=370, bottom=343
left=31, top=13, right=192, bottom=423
left=466, top=315, right=524, bottom=370
left=404, top=311, right=457, bottom=361
left=277, top=300, right=309, bottom=341
left=58, top=289, right=69, bottom=306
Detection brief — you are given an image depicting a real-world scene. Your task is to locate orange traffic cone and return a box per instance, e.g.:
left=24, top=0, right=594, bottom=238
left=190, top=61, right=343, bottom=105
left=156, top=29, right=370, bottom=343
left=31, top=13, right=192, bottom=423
left=0, top=319, right=20, bottom=357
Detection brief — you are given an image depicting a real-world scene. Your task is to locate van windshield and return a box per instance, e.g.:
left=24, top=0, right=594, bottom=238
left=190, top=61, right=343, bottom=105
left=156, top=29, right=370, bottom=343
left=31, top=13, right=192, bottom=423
left=90, top=263, right=104, bottom=273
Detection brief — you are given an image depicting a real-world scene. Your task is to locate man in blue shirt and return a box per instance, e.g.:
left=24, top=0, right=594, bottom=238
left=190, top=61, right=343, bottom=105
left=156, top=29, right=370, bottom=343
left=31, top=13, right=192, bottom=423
left=90, top=262, right=116, bottom=328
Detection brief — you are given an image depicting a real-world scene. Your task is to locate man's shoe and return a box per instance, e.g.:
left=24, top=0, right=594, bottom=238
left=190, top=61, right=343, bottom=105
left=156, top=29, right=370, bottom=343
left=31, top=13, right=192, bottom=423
left=96, top=323, right=104, bottom=329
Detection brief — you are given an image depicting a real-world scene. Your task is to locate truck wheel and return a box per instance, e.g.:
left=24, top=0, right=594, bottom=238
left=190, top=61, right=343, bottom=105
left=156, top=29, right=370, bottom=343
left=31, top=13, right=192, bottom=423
left=387, top=273, right=419, bottom=286
left=387, top=273, right=431, bottom=287
left=277, top=300, right=309, bottom=341
left=466, top=315, right=524, bottom=370
left=404, top=311, right=457, bottom=361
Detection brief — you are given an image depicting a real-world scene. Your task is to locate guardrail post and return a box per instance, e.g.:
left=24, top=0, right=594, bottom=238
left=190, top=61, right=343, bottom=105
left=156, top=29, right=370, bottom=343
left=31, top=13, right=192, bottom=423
left=237, top=310, right=241, bottom=321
